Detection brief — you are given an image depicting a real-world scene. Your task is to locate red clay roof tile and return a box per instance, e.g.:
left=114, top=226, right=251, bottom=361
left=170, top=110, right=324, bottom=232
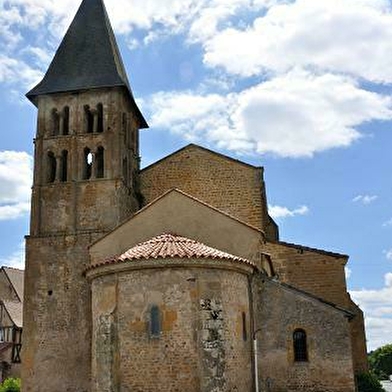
left=89, top=233, right=254, bottom=270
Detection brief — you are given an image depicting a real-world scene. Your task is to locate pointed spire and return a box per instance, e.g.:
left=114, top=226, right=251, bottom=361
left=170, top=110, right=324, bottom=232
left=27, top=0, right=147, bottom=128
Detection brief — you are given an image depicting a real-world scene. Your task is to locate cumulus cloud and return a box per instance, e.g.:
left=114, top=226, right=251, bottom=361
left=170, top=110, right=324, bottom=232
left=0, top=243, right=25, bottom=270
left=386, top=249, right=392, bottom=261
left=352, top=194, right=378, bottom=205
left=383, top=218, right=392, bottom=227
left=2, top=0, right=392, bottom=159
left=385, top=273, right=392, bottom=287
left=0, top=55, right=43, bottom=89
left=268, top=205, right=309, bottom=219
left=351, top=274, right=392, bottom=350
left=146, top=71, right=392, bottom=157
left=203, top=0, right=392, bottom=83
left=345, top=267, right=352, bottom=280
left=0, top=151, right=33, bottom=221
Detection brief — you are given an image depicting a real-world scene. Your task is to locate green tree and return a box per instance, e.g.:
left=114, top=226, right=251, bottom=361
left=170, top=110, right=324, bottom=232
left=369, top=344, right=392, bottom=380
left=0, top=378, right=21, bottom=392
left=356, top=372, right=385, bottom=392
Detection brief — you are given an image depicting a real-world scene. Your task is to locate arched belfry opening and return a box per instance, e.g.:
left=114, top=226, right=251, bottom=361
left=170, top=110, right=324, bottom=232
left=95, top=146, right=104, bottom=179
left=97, top=103, right=104, bottom=133
left=84, top=105, right=94, bottom=134
left=46, top=152, right=57, bottom=183
left=63, top=106, right=70, bottom=136
left=51, top=109, right=60, bottom=136
left=83, top=148, right=93, bottom=180
left=60, top=150, right=68, bottom=182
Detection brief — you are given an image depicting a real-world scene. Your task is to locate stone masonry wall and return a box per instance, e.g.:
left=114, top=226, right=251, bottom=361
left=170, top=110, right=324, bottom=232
left=263, top=241, right=349, bottom=308
left=253, top=277, right=355, bottom=392
left=22, top=234, right=102, bottom=392
left=140, top=145, right=269, bottom=232
left=23, top=87, right=142, bottom=392
left=262, top=241, right=368, bottom=375
left=91, top=266, right=253, bottom=392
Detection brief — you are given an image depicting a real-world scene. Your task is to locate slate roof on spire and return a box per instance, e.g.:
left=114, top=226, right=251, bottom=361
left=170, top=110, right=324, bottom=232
left=26, top=0, right=148, bottom=128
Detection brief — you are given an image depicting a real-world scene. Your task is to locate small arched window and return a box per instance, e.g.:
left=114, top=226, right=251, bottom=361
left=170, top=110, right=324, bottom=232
left=51, top=109, right=60, bottom=136
left=97, top=103, right=104, bottom=133
left=293, top=329, right=308, bottom=362
left=95, top=146, right=104, bottom=179
left=60, top=150, right=68, bottom=182
left=63, top=106, right=70, bottom=135
left=83, top=148, right=93, bottom=180
left=150, top=305, right=161, bottom=338
left=47, top=152, right=57, bottom=183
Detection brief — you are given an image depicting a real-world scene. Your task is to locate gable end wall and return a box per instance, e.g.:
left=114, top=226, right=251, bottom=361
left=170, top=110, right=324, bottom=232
left=140, top=145, right=269, bottom=233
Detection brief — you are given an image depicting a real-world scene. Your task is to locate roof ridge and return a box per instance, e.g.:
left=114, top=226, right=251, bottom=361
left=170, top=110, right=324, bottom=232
left=89, top=188, right=264, bottom=248
left=2, top=266, right=24, bottom=272
left=141, top=143, right=262, bottom=173
left=275, top=240, right=348, bottom=259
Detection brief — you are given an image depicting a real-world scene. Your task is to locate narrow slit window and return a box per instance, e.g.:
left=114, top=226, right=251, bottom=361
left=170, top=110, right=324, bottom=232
left=60, top=150, right=68, bottom=182
left=150, top=305, right=161, bottom=338
left=47, top=152, right=56, bottom=183
left=123, top=157, right=128, bottom=184
left=122, top=113, right=128, bottom=144
left=97, top=103, right=104, bottom=133
left=83, top=148, right=93, bottom=180
left=63, top=106, right=70, bottom=135
left=293, top=329, right=308, bottom=362
left=95, top=146, right=104, bottom=179
left=242, top=312, right=247, bottom=341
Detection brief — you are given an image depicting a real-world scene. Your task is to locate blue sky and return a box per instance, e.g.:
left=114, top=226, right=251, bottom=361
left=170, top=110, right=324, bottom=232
left=0, top=0, right=392, bottom=350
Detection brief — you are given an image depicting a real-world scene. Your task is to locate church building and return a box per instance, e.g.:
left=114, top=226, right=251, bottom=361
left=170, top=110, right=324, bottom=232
left=21, top=0, right=368, bottom=391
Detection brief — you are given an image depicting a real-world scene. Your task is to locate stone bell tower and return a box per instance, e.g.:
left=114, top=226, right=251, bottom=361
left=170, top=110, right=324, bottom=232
left=21, top=0, right=148, bottom=390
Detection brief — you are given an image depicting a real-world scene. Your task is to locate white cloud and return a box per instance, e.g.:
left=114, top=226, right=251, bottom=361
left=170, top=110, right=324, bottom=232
left=0, top=151, right=33, bottom=221
left=0, top=55, right=44, bottom=89
left=147, top=71, right=392, bottom=157
left=385, top=273, right=392, bottom=287
left=0, top=203, right=30, bottom=221
left=268, top=204, right=309, bottom=219
left=2, top=0, right=392, bottom=159
left=0, top=243, right=25, bottom=270
left=345, top=267, right=352, bottom=280
left=203, top=0, right=392, bottom=83
left=3, top=0, right=392, bottom=85
left=352, top=194, right=378, bottom=205
left=351, top=276, right=392, bottom=350
left=383, top=218, right=392, bottom=227
left=386, top=249, right=392, bottom=261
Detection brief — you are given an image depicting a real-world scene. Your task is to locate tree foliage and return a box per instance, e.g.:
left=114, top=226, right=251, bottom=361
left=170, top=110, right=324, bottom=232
left=356, top=372, right=385, bottom=392
left=369, top=344, right=392, bottom=380
left=0, top=378, right=21, bottom=392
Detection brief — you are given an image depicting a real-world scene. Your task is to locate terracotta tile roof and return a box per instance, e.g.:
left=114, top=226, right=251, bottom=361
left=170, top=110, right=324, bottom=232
left=90, top=233, right=254, bottom=270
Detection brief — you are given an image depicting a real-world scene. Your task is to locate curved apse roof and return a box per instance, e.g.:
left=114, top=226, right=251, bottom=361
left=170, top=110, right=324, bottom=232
left=89, top=233, right=255, bottom=270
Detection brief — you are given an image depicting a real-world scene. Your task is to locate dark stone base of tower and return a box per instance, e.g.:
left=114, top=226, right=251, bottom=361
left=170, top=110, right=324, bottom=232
left=21, top=0, right=368, bottom=391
